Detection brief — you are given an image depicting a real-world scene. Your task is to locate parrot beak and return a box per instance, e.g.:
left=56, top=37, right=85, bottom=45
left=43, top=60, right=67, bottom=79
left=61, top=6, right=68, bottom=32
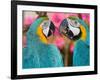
left=36, top=26, right=48, bottom=44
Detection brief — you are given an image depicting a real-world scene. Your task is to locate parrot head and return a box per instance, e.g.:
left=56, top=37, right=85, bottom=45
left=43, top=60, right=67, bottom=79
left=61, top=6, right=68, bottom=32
left=59, top=16, right=87, bottom=41
left=37, top=19, right=55, bottom=44
left=59, top=17, right=82, bottom=40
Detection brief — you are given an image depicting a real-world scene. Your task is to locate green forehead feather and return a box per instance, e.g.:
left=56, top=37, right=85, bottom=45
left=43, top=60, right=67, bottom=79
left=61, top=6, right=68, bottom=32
left=41, top=16, right=49, bottom=20
left=68, top=16, right=79, bottom=20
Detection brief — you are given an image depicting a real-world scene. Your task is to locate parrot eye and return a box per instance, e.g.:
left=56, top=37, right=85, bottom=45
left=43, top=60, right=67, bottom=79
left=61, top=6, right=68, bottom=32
left=67, top=18, right=80, bottom=28
left=42, top=22, right=50, bottom=29
left=74, top=20, right=77, bottom=24
left=73, top=20, right=80, bottom=28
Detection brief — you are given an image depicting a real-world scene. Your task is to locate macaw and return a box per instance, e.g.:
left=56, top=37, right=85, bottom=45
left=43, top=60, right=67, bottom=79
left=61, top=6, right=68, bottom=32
left=72, top=17, right=90, bottom=66
left=59, top=16, right=90, bottom=66
left=22, top=17, right=63, bottom=68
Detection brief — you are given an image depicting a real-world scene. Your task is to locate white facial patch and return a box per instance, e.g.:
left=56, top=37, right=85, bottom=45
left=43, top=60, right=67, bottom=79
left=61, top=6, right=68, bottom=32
left=41, top=20, right=51, bottom=37
left=67, top=18, right=80, bottom=28
left=68, top=23, right=80, bottom=36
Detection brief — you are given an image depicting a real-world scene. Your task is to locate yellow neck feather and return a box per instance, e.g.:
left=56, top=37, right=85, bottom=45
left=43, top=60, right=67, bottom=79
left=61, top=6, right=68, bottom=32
left=80, top=25, right=87, bottom=41
left=36, top=26, right=48, bottom=44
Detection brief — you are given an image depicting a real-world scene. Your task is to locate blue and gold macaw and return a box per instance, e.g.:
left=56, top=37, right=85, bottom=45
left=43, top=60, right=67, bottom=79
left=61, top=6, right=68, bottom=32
left=73, top=17, right=90, bottom=66
left=22, top=17, right=63, bottom=68
left=59, top=16, right=90, bottom=66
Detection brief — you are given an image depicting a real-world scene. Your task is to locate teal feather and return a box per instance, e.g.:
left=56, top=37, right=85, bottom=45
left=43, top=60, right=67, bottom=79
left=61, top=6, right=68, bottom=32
left=73, top=18, right=90, bottom=66
left=22, top=17, right=63, bottom=68
left=73, top=40, right=90, bottom=66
